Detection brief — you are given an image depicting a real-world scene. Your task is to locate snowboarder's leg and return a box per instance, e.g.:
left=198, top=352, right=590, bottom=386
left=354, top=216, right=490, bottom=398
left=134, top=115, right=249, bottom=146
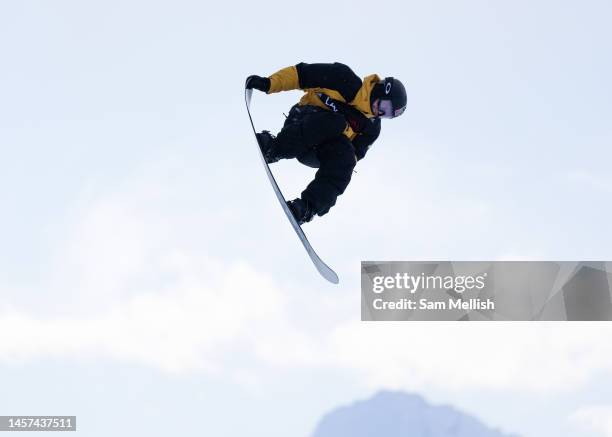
left=296, top=149, right=320, bottom=168
left=269, top=105, right=347, bottom=162
left=300, top=136, right=356, bottom=217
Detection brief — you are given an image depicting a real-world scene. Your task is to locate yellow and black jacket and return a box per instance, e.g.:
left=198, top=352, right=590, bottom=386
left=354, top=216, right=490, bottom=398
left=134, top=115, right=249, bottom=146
left=266, top=62, right=381, bottom=161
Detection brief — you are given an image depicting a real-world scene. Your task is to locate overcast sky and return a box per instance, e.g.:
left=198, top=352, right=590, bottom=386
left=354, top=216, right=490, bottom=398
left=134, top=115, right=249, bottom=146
left=1, top=1, right=612, bottom=436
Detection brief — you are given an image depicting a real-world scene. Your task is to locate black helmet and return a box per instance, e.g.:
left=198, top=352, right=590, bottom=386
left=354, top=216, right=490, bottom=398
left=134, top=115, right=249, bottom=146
left=372, top=77, right=407, bottom=118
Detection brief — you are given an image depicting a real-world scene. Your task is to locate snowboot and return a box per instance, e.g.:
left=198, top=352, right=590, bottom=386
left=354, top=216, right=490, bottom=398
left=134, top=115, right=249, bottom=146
left=256, top=131, right=280, bottom=164
left=287, top=198, right=315, bottom=225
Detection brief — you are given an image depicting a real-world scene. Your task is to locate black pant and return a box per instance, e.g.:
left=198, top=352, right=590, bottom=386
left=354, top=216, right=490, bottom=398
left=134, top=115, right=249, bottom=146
left=274, top=105, right=357, bottom=216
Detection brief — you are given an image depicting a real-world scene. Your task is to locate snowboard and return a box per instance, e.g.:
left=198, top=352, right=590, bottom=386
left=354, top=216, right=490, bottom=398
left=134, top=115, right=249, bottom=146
left=244, top=87, right=339, bottom=284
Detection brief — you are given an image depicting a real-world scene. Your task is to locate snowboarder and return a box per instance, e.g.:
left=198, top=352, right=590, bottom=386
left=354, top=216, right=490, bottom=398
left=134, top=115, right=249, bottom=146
left=246, top=62, right=407, bottom=225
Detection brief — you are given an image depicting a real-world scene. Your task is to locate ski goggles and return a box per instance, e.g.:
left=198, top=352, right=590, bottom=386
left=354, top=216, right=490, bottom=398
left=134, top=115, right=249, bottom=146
left=378, top=99, right=406, bottom=119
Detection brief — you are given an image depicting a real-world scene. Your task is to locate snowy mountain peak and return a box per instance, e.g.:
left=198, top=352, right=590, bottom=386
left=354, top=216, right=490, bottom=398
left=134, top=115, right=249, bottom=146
left=312, top=390, right=518, bottom=437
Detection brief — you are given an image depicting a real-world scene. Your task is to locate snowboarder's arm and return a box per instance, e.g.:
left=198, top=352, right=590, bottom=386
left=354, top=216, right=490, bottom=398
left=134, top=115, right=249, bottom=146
left=352, top=118, right=381, bottom=161
left=296, top=63, right=362, bottom=102
left=268, top=66, right=300, bottom=93
left=268, top=63, right=362, bottom=101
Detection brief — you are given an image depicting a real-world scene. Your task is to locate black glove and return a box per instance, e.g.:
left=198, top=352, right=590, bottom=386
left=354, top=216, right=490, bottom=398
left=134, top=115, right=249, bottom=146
left=246, top=75, right=271, bottom=93
left=287, top=198, right=315, bottom=225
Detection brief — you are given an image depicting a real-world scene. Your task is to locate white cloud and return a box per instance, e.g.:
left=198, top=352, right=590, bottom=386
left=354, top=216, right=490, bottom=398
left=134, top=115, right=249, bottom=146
left=2, top=153, right=612, bottom=397
left=324, top=321, right=612, bottom=393
left=0, top=158, right=308, bottom=374
left=0, top=256, right=288, bottom=373
left=570, top=405, right=612, bottom=437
